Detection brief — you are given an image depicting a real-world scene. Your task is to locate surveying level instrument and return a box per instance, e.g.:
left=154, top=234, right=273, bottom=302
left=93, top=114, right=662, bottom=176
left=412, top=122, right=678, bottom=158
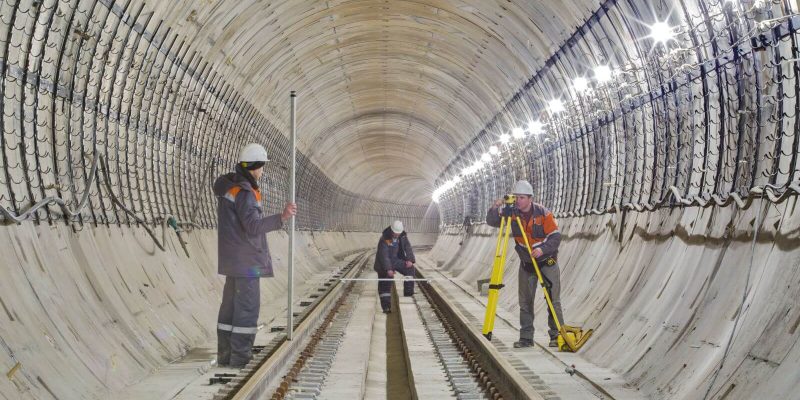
left=481, top=194, right=593, bottom=352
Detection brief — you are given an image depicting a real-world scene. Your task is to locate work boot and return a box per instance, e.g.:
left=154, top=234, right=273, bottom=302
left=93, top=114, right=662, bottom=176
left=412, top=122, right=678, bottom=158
left=513, top=339, right=533, bottom=348
left=229, top=359, right=250, bottom=369
left=549, top=338, right=559, bottom=348
left=382, top=308, right=392, bottom=314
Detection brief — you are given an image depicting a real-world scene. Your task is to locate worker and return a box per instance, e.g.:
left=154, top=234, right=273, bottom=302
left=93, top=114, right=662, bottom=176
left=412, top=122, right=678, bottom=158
left=373, top=220, right=416, bottom=313
left=459, top=214, right=473, bottom=246
left=486, top=180, right=563, bottom=348
left=213, top=143, right=297, bottom=368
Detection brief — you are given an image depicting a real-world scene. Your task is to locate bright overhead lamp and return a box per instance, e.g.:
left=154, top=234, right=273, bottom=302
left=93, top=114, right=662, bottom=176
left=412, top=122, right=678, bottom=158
left=573, top=77, right=590, bottom=92
left=489, top=145, right=499, bottom=155
left=649, top=21, right=676, bottom=44
left=499, top=133, right=511, bottom=144
left=512, top=127, right=525, bottom=139
left=594, top=65, right=612, bottom=82
left=432, top=189, right=442, bottom=203
left=549, top=99, right=565, bottom=113
left=481, top=153, right=491, bottom=162
left=528, top=120, right=544, bottom=135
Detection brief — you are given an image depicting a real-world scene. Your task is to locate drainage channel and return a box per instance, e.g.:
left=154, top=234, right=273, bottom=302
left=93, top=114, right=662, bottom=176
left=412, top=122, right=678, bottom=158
left=211, top=251, right=371, bottom=400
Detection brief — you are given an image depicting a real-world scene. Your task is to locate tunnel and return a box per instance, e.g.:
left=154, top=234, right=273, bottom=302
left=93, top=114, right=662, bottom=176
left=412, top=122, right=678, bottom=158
left=1, top=0, right=799, bottom=399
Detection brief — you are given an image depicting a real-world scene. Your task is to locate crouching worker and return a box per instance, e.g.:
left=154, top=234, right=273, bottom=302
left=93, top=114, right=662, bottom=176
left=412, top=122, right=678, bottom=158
left=374, top=220, right=416, bottom=313
left=214, top=143, right=297, bottom=368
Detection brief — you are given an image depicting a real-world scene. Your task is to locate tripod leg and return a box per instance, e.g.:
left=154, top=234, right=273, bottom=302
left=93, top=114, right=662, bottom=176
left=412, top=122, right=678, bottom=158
left=482, top=217, right=512, bottom=340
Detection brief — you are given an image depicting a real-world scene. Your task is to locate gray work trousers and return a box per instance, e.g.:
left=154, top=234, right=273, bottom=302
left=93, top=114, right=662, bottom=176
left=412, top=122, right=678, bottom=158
left=217, top=276, right=260, bottom=367
left=377, top=264, right=415, bottom=311
left=518, top=262, right=564, bottom=341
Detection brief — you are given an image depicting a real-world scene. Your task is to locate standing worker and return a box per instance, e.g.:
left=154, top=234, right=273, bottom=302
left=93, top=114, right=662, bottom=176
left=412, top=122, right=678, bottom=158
left=374, top=220, right=416, bottom=313
left=486, top=180, right=563, bottom=348
left=213, top=143, right=297, bottom=368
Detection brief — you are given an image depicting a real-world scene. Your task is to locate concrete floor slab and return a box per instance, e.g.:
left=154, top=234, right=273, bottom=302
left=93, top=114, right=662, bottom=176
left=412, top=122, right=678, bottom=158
left=364, top=305, right=389, bottom=399
left=317, top=283, right=377, bottom=399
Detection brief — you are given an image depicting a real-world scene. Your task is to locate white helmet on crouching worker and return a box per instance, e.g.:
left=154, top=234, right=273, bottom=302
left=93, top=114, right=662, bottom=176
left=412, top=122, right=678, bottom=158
left=391, top=220, right=404, bottom=234
left=512, top=180, right=534, bottom=196
left=239, top=143, right=269, bottom=170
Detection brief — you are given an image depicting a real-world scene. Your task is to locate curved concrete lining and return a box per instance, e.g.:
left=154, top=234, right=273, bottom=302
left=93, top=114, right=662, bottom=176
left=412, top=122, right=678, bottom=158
left=0, top=0, right=797, bottom=399
left=429, top=199, right=800, bottom=399
left=0, top=223, right=433, bottom=399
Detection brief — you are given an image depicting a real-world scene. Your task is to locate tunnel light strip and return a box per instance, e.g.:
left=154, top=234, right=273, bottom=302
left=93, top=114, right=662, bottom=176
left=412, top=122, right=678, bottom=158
left=430, top=20, right=694, bottom=204
left=431, top=118, right=551, bottom=202
left=430, top=8, right=800, bottom=220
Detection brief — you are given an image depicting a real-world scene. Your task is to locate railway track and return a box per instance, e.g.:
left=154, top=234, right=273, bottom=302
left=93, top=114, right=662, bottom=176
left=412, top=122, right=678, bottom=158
left=210, top=252, right=618, bottom=400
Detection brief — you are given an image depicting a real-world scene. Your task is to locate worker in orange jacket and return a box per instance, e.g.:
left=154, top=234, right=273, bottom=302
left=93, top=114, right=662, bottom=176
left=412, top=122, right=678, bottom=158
left=486, top=180, right=563, bottom=348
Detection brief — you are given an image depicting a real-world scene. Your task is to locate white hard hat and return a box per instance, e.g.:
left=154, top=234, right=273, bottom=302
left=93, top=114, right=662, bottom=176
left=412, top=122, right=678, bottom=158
left=239, top=143, right=269, bottom=163
left=512, top=180, right=534, bottom=196
left=391, top=220, right=404, bottom=234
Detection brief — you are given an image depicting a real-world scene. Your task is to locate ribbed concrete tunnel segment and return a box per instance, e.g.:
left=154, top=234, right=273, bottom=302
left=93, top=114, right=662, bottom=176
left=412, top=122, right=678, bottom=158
left=1, top=0, right=799, bottom=399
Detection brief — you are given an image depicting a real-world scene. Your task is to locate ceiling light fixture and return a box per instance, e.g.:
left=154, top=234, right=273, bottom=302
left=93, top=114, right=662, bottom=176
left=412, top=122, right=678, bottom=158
left=594, top=65, right=613, bottom=82
left=549, top=99, right=565, bottom=113
left=573, top=77, right=590, bottom=91
left=649, top=21, right=676, bottom=44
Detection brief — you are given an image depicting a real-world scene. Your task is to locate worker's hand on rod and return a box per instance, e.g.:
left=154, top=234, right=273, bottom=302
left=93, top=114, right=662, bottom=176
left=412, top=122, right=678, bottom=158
left=282, top=202, right=298, bottom=221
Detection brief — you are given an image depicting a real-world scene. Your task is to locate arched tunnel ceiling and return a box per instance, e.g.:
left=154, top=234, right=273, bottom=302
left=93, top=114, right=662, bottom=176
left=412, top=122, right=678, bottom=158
left=145, top=0, right=595, bottom=204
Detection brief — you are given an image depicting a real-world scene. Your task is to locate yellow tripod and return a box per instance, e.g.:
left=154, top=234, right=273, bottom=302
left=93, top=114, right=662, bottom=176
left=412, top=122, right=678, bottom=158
left=482, top=195, right=593, bottom=352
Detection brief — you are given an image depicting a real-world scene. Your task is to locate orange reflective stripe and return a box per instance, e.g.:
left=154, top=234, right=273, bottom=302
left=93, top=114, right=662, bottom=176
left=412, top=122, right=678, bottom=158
left=227, top=186, right=263, bottom=203
left=543, top=212, right=558, bottom=234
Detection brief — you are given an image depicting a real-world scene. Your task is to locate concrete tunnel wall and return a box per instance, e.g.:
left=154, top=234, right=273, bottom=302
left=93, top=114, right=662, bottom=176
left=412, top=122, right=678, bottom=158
left=1, top=0, right=800, bottom=399
left=430, top=199, right=800, bottom=400
left=0, top=221, right=435, bottom=398
left=5, top=188, right=799, bottom=400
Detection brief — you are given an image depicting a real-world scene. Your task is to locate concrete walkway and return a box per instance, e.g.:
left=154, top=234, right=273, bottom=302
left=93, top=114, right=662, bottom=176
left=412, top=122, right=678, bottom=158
left=416, top=257, right=644, bottom=400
